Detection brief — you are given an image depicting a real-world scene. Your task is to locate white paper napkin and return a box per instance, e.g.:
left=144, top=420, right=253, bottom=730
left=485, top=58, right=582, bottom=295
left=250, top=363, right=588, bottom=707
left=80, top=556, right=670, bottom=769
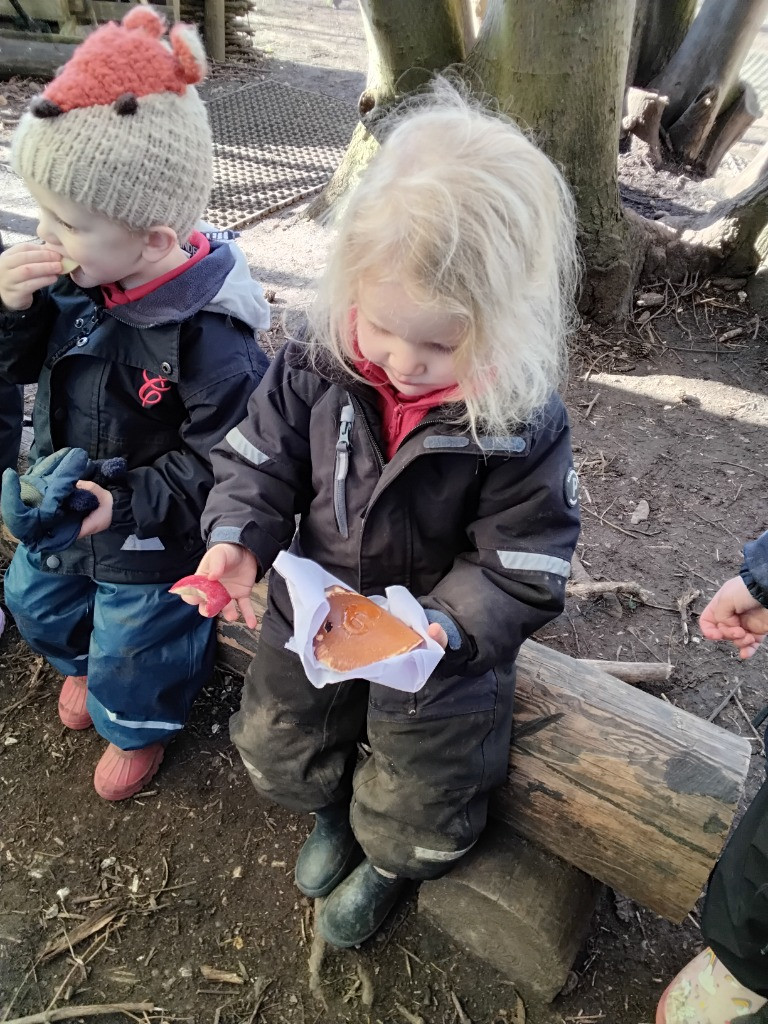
left=273, top=550, right=444, bottom=691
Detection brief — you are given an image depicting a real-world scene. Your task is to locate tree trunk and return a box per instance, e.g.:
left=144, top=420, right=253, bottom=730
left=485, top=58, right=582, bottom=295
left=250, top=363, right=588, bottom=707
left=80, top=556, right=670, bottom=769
left=651, top=0, right=768, bottom=141
left=466, top=0, right=643, bottom=315
left=306, top=0, right=465, bottom=220
left=627, top=0, right=697, bottom=89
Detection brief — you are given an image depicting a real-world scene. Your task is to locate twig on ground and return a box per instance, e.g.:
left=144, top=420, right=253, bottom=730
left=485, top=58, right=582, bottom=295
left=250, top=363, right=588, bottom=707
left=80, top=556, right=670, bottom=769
left=39, top=901, right=123, bottom=963
left=3, top=1003, right=155, bottom=1024
left=307, top=902, right=327, bottom=1011
left=394, top=1003, right=425, bottom=1024
left=676, top=588, right=701, bottom=644
left=707, top=682, right=742, bottom=722
left=450, top=991, right=473, bottom=1024
left=581, top=505, right=661, bottom=539
left=243, top=978, right=272, bottom=1024
left=355, top=961, right=374, bottom=1007
left=567, top=581, right=655, bottom=604
left=733, top=693, right=767, bottom=755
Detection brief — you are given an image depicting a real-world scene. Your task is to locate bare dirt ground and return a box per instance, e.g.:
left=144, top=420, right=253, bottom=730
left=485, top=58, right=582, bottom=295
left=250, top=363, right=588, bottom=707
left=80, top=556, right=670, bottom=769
left=2, top=4, right=768, bottom=1024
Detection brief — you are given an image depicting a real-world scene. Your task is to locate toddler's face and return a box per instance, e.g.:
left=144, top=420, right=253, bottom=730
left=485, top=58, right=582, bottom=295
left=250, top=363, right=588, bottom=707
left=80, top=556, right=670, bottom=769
left=354, top=279, right=463, bottom=397
left=27, top=182, right=148, bottom=290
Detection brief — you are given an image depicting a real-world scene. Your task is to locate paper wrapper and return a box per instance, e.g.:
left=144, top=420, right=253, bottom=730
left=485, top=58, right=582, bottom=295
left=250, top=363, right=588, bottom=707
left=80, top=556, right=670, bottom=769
left=273, top=551, right=444, bottom=691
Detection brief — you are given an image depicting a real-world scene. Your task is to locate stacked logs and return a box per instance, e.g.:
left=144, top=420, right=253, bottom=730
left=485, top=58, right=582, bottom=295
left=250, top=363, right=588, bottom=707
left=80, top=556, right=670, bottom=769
left=180, top=0, right=259, bottom=63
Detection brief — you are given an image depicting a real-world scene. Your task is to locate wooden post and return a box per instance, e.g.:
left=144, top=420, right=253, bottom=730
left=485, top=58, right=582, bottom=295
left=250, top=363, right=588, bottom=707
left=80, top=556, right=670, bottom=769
left=204, top=0, right=226, bottom=62
left=215, top=580, right=751, bottom=923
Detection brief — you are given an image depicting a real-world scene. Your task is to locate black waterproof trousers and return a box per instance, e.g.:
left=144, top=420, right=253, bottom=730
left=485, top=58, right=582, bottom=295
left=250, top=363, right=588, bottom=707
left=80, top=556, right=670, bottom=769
left=230, top=639, right=516, bottom=879
left=702, top=777, right=768, bottom=997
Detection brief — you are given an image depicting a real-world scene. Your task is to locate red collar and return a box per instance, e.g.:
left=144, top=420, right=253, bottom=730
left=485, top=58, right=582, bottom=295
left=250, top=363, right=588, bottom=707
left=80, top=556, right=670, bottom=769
left=101, top=230, right=210, bottom=308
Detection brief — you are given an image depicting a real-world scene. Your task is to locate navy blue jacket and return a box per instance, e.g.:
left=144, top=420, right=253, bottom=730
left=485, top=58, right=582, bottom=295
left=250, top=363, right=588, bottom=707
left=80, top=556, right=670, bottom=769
left=742, top=532, right=768, bottom=607
left=0, top=238, right=270, bottom=583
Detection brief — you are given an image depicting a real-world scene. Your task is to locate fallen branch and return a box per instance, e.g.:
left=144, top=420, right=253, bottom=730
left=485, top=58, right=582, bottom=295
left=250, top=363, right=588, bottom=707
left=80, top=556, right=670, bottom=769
left=570, top=553, right=622, bottom=618
left=578, top=660, right=672, bottom=684
left=3, top=1003, right=154, bottom=1024
left=567, top=581, right=655, bottom=604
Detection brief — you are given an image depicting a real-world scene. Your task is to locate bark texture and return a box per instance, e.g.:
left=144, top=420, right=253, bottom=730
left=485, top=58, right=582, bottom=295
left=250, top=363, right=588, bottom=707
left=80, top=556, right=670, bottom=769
left=627, top=0, right=697, bottom=89
left=306, top=0, right=465, bottom=219
left=651, top=0, right=768, bottom=141
left=467, top=0, right=642, bottom=315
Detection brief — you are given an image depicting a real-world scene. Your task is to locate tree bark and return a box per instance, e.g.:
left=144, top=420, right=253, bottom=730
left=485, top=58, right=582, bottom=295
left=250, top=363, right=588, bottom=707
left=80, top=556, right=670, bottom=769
left=640, top=165, right=768, bottom=281
left=627, top=0, right=697, bottom=89
left=216, top=581, right=750, bottom=922
left=651, top=0, right=768, bottom=141
left=466, top=0, right=643, bottom=316
left=697, top=82, right=762, bottom=177
left=306, top=0, right=465, bottom=220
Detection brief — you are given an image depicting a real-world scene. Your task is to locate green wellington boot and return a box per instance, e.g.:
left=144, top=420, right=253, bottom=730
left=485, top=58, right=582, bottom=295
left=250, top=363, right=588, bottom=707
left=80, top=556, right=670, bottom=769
left=294, top=804, right=363, bottom=899
left=317, top=858, right=406, bottom=947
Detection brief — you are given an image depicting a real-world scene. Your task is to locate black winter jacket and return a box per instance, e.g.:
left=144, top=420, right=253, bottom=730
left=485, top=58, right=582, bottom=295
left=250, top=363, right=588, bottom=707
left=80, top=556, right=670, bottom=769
left=203, top=342, right=581, bottom=677
left=0, top=238, right=270, bottom=583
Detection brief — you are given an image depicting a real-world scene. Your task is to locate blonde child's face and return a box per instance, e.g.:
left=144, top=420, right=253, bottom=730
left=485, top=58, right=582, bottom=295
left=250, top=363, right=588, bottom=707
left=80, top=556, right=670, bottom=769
left=354, top=279, right=463, bottom=397
left=28, top=182, right=149, bottom=290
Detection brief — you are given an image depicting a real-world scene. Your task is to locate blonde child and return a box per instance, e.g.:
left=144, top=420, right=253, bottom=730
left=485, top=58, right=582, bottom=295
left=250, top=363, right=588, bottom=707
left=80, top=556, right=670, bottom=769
left=185, top=82, right=581, bottom=946
left=0, top=8, right=269, bottom=801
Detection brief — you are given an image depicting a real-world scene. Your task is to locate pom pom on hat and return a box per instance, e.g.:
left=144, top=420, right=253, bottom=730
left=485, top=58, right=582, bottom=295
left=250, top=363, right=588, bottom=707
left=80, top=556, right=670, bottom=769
left=11, top=5, right=213, bottom=242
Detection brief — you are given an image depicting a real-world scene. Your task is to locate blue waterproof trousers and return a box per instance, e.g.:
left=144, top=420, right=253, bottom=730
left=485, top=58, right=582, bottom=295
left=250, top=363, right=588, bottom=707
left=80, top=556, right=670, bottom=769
left=4, top=544, right=216, bottom=749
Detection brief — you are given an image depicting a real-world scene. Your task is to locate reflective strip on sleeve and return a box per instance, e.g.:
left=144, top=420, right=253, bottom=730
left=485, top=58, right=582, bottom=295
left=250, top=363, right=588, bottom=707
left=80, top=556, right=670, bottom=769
left=225, top=427, right=272, bottom=467
left=497, top=550, right=571, bottom=578
left=412, top=842, right=475, bottom=863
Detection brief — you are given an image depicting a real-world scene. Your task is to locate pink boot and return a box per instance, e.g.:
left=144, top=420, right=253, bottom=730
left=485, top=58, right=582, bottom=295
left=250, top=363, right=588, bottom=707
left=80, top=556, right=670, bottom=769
left=58, top=675, right=92, bottom=730
left=93, top=742, right=164, bottom=801
left=657, top=947, right=767, bottom=1023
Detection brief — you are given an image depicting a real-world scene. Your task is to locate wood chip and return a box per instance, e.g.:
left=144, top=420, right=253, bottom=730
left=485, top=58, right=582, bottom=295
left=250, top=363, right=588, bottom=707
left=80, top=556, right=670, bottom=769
left=40, top=901, right=122, bottom=963
left=200, top=965, right=245, bottom=985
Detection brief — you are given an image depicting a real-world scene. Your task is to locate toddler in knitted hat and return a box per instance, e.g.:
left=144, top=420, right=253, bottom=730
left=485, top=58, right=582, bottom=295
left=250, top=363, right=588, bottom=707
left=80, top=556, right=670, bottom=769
left=8, top=4, right=212, bottom=296
left=0, top=7, right=270, bottom=802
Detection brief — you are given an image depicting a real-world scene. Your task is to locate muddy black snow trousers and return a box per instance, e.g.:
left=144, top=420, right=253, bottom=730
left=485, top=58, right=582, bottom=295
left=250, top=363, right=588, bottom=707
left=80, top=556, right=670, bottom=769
left=702, top=777, right=768, bottom=997
left=230, top=639, right=516, bottom=880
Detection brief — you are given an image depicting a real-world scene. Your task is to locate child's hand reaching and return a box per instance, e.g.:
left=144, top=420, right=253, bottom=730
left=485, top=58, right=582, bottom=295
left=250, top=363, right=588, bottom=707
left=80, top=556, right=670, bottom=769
left=0, top=243, right=63, bottom=311
left=183, top=543, right=260, bottom=628
left=699, top=575, right=768, bottom=659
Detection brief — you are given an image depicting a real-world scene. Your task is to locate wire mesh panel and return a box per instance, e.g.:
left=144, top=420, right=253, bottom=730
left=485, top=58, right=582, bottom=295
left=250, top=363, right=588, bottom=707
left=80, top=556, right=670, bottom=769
left=206, top=80, right=359, bottom=229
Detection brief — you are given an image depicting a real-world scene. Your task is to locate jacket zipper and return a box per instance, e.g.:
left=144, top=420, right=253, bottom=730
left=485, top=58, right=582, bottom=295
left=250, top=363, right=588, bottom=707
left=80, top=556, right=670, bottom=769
left=333, top=400, right=355, bottom=538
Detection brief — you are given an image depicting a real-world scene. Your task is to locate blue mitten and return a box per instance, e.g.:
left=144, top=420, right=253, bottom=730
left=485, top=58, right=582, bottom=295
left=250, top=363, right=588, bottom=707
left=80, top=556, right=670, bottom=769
left=1, top=449, right=127, bottom=555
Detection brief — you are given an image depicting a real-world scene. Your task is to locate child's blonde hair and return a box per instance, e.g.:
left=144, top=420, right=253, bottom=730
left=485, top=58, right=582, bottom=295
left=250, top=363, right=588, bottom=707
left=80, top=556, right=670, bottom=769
left=308, top=78, right=580, bottom=437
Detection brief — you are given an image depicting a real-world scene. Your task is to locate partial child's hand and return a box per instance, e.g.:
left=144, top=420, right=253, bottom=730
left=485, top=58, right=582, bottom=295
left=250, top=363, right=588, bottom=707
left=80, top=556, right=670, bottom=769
left=699, top=575, right=768, bottom=659
left=185, top=543, right=260, bottom=628
left=75, top=481, right=113, bottom=537
left=427, top=622, right=448, bottom=648
left=0, top=243, right=63, bottom=311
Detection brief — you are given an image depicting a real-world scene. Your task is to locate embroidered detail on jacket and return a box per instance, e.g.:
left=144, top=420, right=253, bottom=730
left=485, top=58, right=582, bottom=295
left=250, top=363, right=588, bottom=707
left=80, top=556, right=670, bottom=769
left=138, top=369, right=171, bottom=407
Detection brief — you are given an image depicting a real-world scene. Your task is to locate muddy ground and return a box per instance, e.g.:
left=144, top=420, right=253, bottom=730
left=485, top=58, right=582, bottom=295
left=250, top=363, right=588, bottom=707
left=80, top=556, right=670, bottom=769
left=2, top=3, right=768, bottom=1023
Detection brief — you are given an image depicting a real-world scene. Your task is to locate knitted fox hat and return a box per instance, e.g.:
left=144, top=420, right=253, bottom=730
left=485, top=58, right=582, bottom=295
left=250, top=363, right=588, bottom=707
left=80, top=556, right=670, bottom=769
left=12, top=6, right=212, bottom=242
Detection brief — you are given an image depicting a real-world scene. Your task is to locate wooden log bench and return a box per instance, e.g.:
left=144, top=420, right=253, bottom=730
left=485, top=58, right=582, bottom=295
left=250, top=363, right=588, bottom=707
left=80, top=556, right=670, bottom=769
left=217, top=579, right=751, bottom=999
